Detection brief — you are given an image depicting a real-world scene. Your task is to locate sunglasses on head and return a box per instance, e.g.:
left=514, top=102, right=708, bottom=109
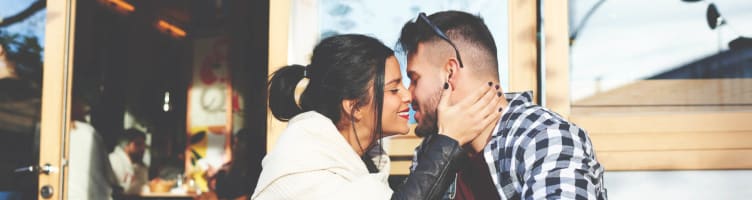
left=412, top=12, right=464, bottom=68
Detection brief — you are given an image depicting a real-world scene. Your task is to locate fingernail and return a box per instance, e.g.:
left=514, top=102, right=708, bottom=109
left=498, top=108, right=503, bottom=112
left=495, top=85, right=500, bottom=90
left=444, top=82, right=449, bottom=89
left=488, top=82, right=492, bottom=86
left=497, top=92, right=502, bottom=97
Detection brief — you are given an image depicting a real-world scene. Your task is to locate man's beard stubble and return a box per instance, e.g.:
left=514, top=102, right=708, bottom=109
left=414, top=110, right=437, bottom=137
left=129, top=153, right=144, bottom=165
left=414, top=89, right=442, bottom=137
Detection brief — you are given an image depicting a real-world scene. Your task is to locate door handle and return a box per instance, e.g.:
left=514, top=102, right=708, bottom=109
left=13, top=163, right=58, bottom=174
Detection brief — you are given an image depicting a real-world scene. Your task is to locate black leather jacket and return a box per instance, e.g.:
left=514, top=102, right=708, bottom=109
left=391, top=134, right=466, bottom=200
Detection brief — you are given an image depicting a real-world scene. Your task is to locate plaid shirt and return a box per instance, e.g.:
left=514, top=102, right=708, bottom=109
left=411, top=91, right=607, bottom=200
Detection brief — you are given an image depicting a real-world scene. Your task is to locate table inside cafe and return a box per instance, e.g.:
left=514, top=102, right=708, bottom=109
left=132, top=177, right=209, bottom=200
left=138, top=192, right=193, bottom=200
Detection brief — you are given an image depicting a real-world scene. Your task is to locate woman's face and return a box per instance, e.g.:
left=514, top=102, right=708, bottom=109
left=379, top=55, right=412, bottom=136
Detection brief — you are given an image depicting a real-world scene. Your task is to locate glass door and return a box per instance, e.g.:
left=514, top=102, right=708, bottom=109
left=0, top=0, right=75, bottom=199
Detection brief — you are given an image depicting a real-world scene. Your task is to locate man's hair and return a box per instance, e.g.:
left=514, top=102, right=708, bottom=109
left=398, top=11, right=498, bottom=71
left=123, top=128, right=146, bottom=143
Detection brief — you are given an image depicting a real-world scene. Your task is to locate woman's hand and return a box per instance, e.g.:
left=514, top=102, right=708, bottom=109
left=436, top=81, right=504, bottom=145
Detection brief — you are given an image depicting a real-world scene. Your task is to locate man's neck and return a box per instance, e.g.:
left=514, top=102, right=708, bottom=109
left=467, top=96, right=508, bottom=153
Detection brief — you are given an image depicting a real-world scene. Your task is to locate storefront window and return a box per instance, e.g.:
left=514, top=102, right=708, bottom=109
left=570, top=0, right=752, bottom=114
left=0, top=0, right=46, bottom=198
left=566, top=0, right=752, bottom=170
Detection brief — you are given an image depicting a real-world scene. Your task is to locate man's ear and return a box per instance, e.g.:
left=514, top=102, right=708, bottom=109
left=444, top=58, right=461, bottom=88
left=341, top=99, right=362, bottom=121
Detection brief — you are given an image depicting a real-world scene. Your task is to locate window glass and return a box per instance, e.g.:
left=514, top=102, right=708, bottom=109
left=0, top=0, right=46, bottom=197
left=570, top=0, right=752, bottom=113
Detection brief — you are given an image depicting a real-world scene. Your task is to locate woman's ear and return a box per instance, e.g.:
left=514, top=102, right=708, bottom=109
left=341, top=99, right=362, bottom=121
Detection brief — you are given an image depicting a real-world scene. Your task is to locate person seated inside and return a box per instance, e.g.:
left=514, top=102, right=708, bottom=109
left=109, top=129, right=149, bottom=196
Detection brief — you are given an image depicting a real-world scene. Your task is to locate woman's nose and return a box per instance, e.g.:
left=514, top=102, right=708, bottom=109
left=402, top=88, right=412, bottom=103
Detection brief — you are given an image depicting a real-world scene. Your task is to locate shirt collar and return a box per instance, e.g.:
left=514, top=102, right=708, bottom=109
left=492, top=91, right=534, bottom=137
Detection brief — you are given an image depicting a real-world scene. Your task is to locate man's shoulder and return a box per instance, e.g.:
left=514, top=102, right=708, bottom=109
left=71, top=121, right=96, bottom=134
left=494, top=103, right=589, bottom=152
left=505, top=104, right=574, bottom=131
left=109, top=147, right=129, bottom=163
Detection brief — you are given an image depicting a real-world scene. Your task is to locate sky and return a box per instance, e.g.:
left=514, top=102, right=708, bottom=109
left=0, top=0, right=47, bottom=44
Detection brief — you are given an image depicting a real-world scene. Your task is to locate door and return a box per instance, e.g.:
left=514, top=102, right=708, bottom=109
left=0, top=0, right=76, bottom=199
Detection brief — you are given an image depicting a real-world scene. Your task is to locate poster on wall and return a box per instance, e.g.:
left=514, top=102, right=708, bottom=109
left=186, top=36, right=232, bottom=192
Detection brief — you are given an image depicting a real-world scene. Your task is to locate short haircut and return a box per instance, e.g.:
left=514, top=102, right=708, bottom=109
left=123, top=128, right=146, bottom=142
left=398, top=11, right=498, bottom=71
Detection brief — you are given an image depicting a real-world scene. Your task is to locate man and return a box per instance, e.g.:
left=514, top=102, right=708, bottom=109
left=68, top=98, right=118, bottom=199
left=109, top=128, right=149, bottom=195
left=399, top=11, right=606, bottom=199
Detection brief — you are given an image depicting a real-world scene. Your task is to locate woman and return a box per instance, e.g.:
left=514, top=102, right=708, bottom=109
left=252, top=34, right=501, bottom=199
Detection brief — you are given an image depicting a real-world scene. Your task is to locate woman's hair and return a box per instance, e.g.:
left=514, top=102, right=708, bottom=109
left=268, top=34, right=392, bottom=161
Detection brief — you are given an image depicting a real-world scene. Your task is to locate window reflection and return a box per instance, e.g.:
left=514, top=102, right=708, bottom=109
left=569, top=0, right=752, bottom=112
left=0, top=0, right=46, bottom=198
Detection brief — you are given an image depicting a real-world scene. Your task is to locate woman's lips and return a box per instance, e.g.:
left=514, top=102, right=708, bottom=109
left=398, top=108, right=409, bottom=120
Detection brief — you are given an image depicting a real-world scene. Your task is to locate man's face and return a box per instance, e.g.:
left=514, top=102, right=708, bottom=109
left=407, top=44, right=446, bottom=136
left=126, top=137, right=146, bottom=162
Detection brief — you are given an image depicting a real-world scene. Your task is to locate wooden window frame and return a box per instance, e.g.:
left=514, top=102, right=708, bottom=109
left=40, top=0, right=77, bottom=199
left=267, top=0, right=291, bottom=151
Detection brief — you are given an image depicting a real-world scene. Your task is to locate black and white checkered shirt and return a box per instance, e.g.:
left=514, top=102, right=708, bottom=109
left=411, top=91, right=607, bottom=200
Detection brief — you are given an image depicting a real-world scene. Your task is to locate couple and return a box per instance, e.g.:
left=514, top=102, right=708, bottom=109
left=252, top=11, right=606, bottom=200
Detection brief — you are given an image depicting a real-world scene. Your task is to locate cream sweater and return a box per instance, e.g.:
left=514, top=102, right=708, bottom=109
left=251, top=111, right=393, bottom=200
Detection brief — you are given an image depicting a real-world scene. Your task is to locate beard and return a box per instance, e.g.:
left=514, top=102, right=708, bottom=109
left=414, top=89, right=442, bottom=137
left=129, top=152, right=144, bottom=164
left=414, top=109, right=438, bottom=137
